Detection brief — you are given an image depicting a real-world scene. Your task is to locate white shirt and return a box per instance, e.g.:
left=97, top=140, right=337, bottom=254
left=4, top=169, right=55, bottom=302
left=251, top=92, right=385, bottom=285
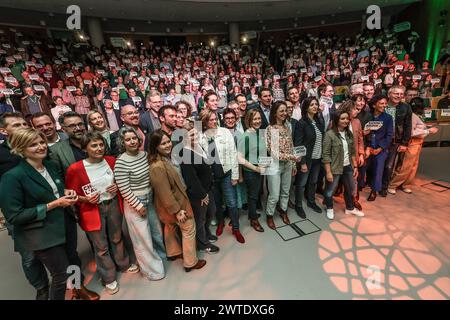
left=37, top=167, right=60, bottom=198
left=292, top=104, right=302, bottom=121
left=339, top=131, right=350, bottom=167
left=83, top=159, right=115, bottom=202
left=51, top=105, right=72, bottom=130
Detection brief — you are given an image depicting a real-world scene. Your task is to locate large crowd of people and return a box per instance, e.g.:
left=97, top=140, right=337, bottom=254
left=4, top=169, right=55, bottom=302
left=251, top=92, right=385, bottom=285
left=0, top=26, right=449, bottom=300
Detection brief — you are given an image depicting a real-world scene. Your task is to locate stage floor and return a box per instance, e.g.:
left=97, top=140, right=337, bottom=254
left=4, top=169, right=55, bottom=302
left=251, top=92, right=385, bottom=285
left=1, top=147, right=449, bottom=300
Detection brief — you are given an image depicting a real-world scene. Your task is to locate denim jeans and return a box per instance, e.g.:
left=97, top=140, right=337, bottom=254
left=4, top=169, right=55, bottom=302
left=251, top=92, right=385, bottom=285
left=86, top=197, right=130, bottom=284
left=324, top=165, right=355, bottom=210
left=243, top=170, right=262, bottom=220
left=295, top=159, right=322, bottom=208
left=6, top=221, right=49, bottom=291
left=144, top=196, right=167, bottom=260
left=34, top=245, right=69, bottom=300
left=266, top=160, right=292, bottom=216
left=213, top=172, right=239, bottom=230
left=190, top=190, right=216, bottom=248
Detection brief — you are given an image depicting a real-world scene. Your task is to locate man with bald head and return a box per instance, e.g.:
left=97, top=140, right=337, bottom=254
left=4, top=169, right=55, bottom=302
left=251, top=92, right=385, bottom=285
left=110, top=105, right=148, bottom=156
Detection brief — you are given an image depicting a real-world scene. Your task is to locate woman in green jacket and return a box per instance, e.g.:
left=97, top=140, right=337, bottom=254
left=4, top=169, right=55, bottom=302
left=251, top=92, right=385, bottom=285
left=322, top=109, right=365, bottom=220
left=0, top=128, right=78, bottom=300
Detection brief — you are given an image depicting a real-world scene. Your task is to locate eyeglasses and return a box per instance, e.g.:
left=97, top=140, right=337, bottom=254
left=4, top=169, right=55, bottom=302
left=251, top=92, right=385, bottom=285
left=122, top=111, right=140, bottom=116
left=224, top=116, right=236, bottom=120
left=64, top=123, right=85, bottom=129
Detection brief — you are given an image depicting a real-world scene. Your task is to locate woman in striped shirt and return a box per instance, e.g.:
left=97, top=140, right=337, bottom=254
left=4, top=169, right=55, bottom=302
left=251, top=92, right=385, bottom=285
left=114, top=127, right=165, bottom=281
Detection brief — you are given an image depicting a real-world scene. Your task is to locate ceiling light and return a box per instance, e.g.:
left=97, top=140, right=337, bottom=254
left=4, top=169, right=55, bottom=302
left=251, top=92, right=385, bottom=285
left=127, top=41, right=131, bottom=46
left=79, top=34, right=84, bottom=40
left=210, top=41, right=215, bottom=47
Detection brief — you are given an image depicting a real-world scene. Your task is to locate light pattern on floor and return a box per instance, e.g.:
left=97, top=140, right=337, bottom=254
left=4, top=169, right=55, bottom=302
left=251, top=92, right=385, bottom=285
left=318, top=217, right=450, bottom=300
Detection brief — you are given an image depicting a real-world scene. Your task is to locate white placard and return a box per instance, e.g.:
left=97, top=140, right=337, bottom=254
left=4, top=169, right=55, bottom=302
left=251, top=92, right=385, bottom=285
left=151, top=75, right=159, bottom=81
left=431, top=78, right=441, bottom=84
left=132, top=96, right=142, bottom=103
left=35, top=41, right=42, bottom=45
left=293, top=146, right=307, bottom=157
left=25, top=61, right=35, bottom=67
left=0, top=88, right=14, bottom=95
left=364, top=121, right=384, bottom=131
left=48, top=45, right=54, bottom=49
left=54, top=60, right=62, bottom=65
left=424, top=110, right=432, bottom=118
left=75, top=63, right=83, bottom=68
left=123, top=59, right=130, bottom=64
left=33, top=85, right=46, bottom=92
left=29, top=74, right=40, bottom=80
left=2, top=44, right=11, bottom=49
left=66, top=72, right=74, bottom=78
left=33, top=54, right=42, bottom=59
left=108, top=62, right=116, bottom=68
left=300, top=68, right=307, bottom=73
left=97, top=70, right=106, bottom=75
left=0, top=49, right=6, bottom=54
left=83, top=80, right=92, bottom=85
left=117, top=84, right=125, bottom=89
left=5, top=76, right=16, bottom=83
left=395, top=65, right=403, bottom=70
left=441, top=109, right=450, bottom=117
left=166, top=73, right=174, bottom=79
left=17, top=48, right=25, bottom=52
left=6, top=57, right=15, bottom=63
left=105, top=50, right=111, bottom=54
left=374, top=79, right=382, bottom=85
left=0, top=67, right=11, bottom=74
left=361, top=76, right=369, bottom=81
left=66, top=86, right=77, bottom=92
left=412, top=75, right=421, bottom=81
left=258, top=156, right=272, bottom=168
left=44, top=73, right=52, bottom=79
left=129, top=71, right=138, bottom=77
left=273, top=75, right=280, bottom=81
left=314, top=76, right=322, bottom=82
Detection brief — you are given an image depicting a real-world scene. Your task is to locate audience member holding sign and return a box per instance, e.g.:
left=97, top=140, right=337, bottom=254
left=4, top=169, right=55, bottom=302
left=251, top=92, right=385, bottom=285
left=365, top=95, right=394, bottom=201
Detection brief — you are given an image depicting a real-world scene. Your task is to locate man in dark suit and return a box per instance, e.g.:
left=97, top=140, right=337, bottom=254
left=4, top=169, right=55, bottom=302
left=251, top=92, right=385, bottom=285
left=140, top=90, right=162, bottom=134
left=248, top=87, right=272, bottom=129
left=0, top=112, right=51, bottom=300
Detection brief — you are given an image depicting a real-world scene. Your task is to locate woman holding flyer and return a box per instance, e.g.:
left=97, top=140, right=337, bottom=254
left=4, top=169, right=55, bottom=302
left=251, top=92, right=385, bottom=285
left=365, top=95, right=394, bottom=201
left=237, top=109, right=268, bottom=232
left=66, top=132, right=139, bottom=295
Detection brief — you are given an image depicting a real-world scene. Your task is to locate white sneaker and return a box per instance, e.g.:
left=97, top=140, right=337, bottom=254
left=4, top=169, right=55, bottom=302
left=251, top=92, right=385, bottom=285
left=326, top=209, right=334, bottom=220
left=345, top=208, right=365, bottom=217
left=387, top=188, right=396, bottom=195
left=402, top=188, right=412, bottom=194
left=105, top=281, right=119, bottom=295
left=125, top=264, right=140, bottom=274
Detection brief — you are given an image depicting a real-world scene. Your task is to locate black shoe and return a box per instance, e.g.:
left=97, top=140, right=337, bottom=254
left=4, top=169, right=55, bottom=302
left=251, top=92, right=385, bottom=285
left=208, top=234, right=218, bottom=243
left=367, top=190, right=377, bottom=201
left=36, top=286, right=49, bottom=300
left=295, top=206, right=307, bottom=219
left=307, top=202, right=322, bottom=213
left=379, top=190, right=388, bottom=197
left=242, top=204, right=248, bottom=210
left=199, top=244, right=220, bottom=254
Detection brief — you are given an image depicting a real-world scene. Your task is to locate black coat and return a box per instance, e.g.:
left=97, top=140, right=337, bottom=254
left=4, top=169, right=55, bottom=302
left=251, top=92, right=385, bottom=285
left=0, top=142, right=21, bottom=181
left=294, top=116, right=325, bottom=167
left=179, top=147, right=214, bottom=200
left=392, top=102, right=413, bottom=146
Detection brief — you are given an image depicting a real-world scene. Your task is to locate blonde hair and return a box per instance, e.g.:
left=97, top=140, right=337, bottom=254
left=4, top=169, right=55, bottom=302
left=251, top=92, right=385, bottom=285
left=244, top=108, right=261, bottom=129
left=10, top=128, right=47, bottom=158
left=87, top=110, right=109, bottom=132
left=198, top=108, right=217, bottom=131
